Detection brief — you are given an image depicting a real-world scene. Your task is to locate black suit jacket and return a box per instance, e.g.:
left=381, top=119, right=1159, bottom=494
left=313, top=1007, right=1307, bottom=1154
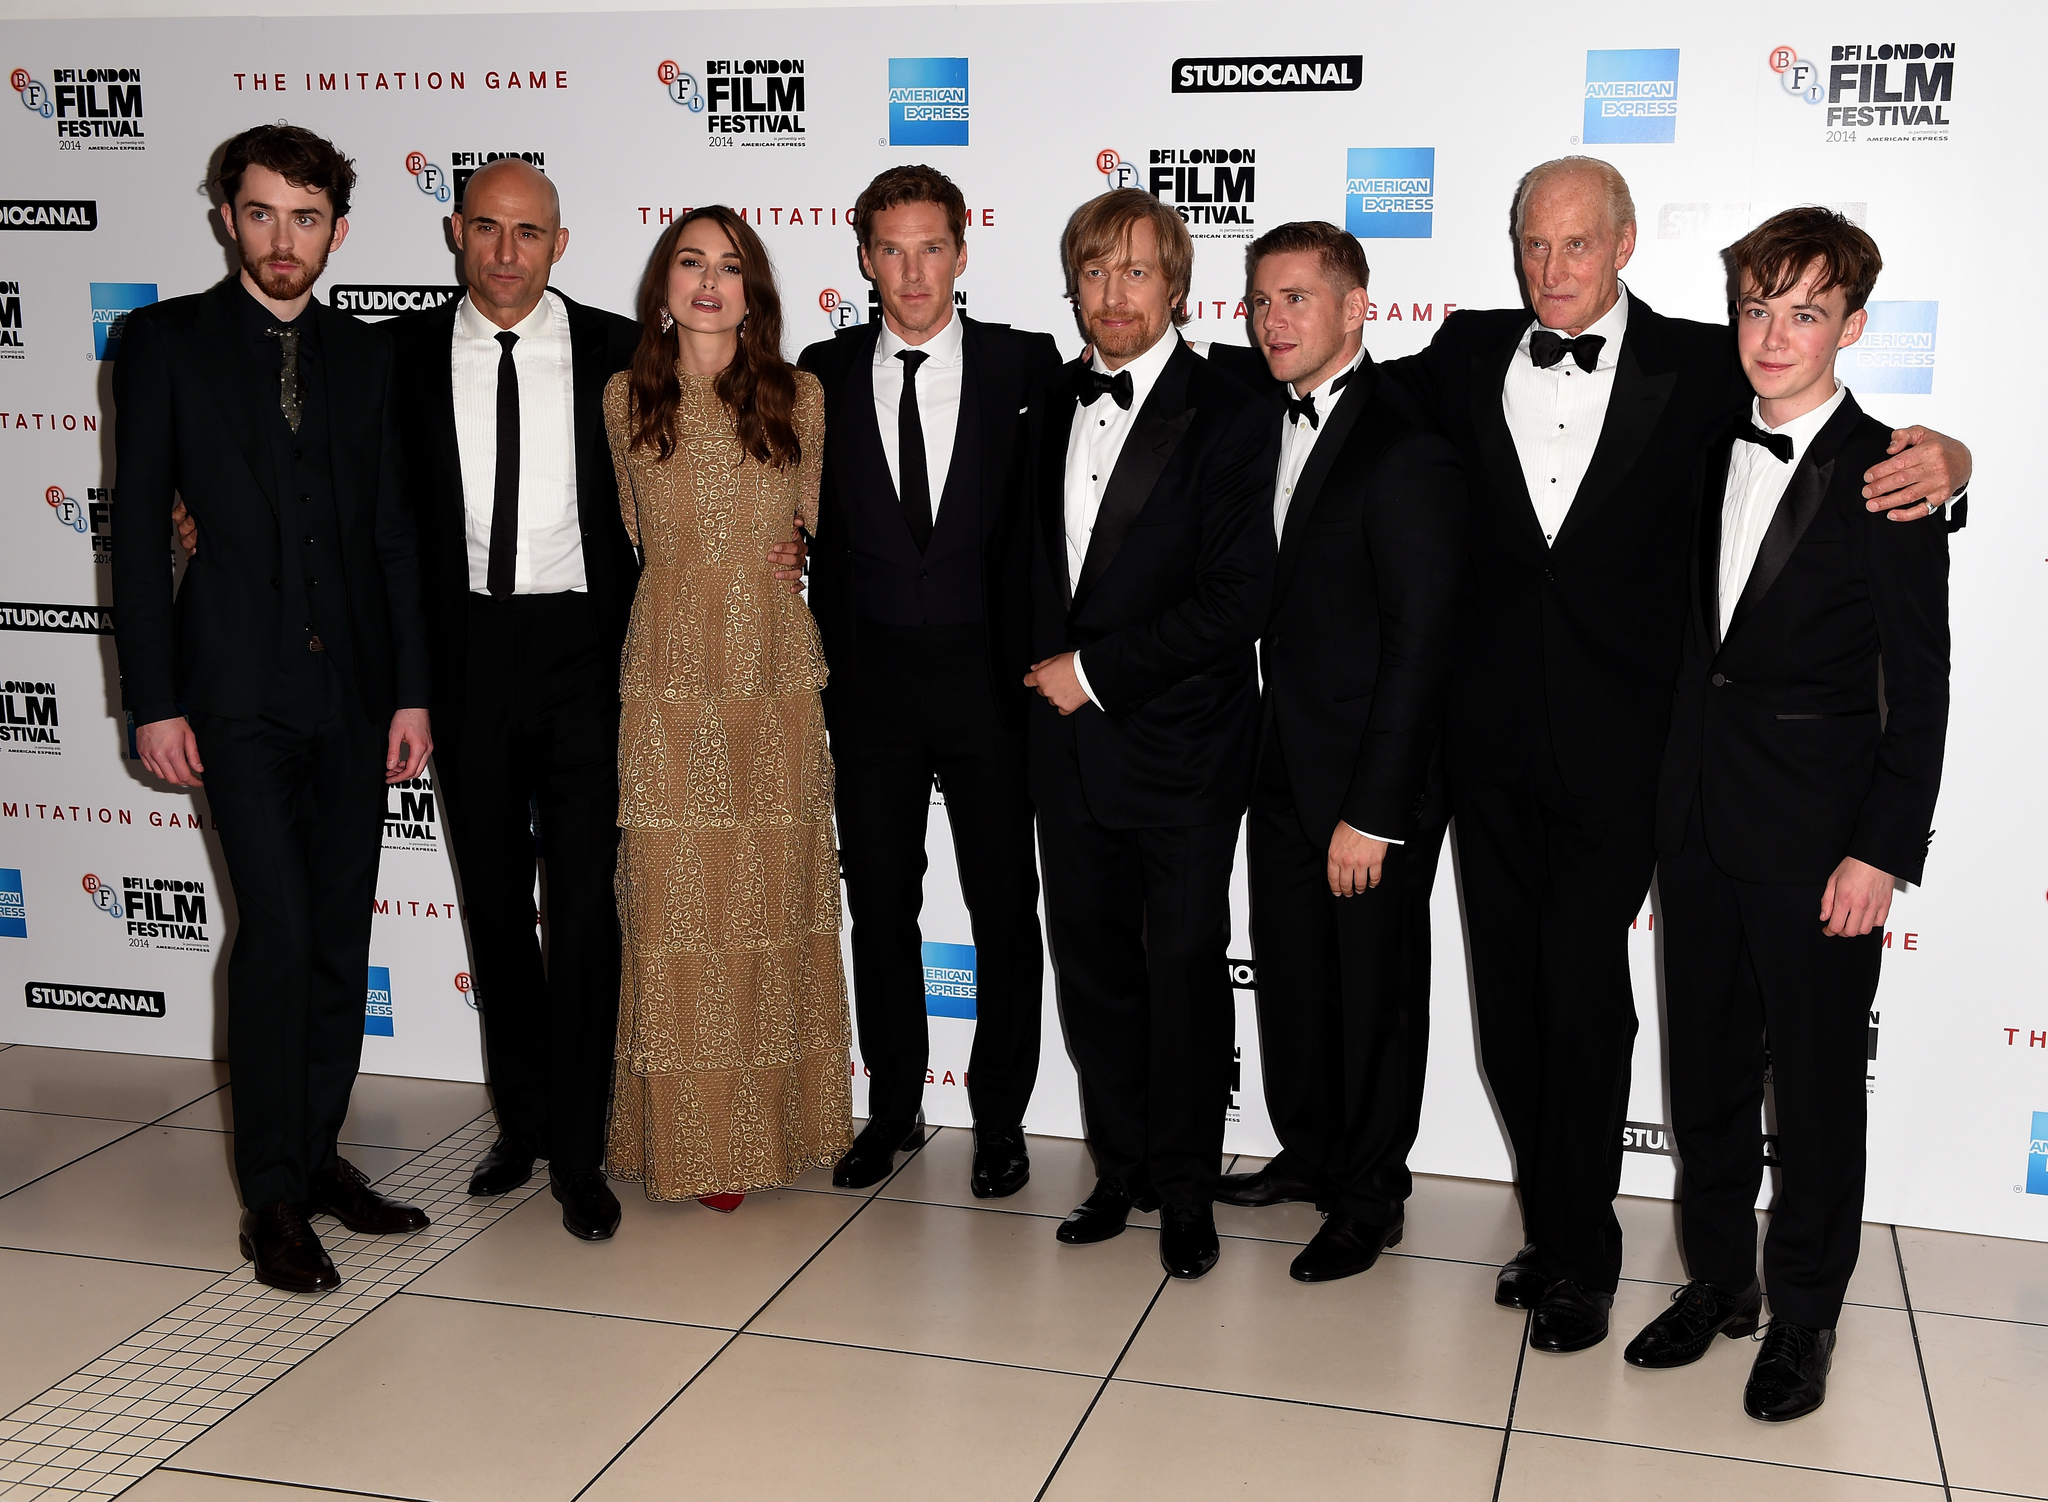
left=1657, top=395, right=1948, bottom=885
left=385, top=288, right=641, bottom=748
left=798, top=314, right=1061, bottom=730
left=112, top=277, right=430, bottom=727
left=1251, top=358, right=1467, bottom=847
left=1024, top=338, right=1277, bottom=829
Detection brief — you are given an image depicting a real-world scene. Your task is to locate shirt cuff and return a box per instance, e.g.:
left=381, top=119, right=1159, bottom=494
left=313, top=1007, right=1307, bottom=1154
left=1343, top=821, right=1404, bottom=846
left=1071, top=652, right=1104, bottom=711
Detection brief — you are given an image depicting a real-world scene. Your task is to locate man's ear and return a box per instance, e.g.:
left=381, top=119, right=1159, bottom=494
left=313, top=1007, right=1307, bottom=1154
left=219, top=200, right=240, bottom=244
left=1839, top=305, right=1868, bottom=349
left=327, top=217, right=350, bottom=254
left=858, top=244, right=875, bottom=282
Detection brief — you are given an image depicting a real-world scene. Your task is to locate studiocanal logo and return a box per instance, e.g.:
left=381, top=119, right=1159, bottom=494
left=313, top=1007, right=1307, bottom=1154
left=889, top=58, right=968, bottom=147
left=1772, top=41, right=1955, bottom=142
left=1844, top=302, right=1938, bottom=395
left=91, top=282, right=154, bottom=360
left=366, top=965, right=393, bottom=1036
left=1583, top=48, right=1680, bottom=145
left=11, top=66, right=144, bottom=150
left=383, top=773, right=438, bottom=851
left=42, top=485, right=112, bottom=560
left=0, top=278, right=22, bottom=360
left=0, top=200, right=97, bottom=232
left=922, top=941, right=976, bottom=1020
left=26, top=981, right=165, bottom=1018
left=1099, top=147, right=1257, bottom=240
left=0, top=602, right=113, bottom=635
left=328, top=285, right=463, bottom=321
left=1170, top=55, right=1360, bottom=93
left=0, top=866, right=24, bottom=938
left=704, top=58, right=807, bottom=146
left=0, top=678, right=60, bottom=755
left=1346, top=148, right=1435, bottom=239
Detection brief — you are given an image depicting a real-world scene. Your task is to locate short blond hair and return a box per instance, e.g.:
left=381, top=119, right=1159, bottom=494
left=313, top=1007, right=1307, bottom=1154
left=1511, top=156, right=1635, bottom=240
left=1060, top=188, right=1194, bottom=327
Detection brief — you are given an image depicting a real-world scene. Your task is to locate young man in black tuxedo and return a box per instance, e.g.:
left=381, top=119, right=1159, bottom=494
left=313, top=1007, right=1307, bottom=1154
left=1203, top=223, right=1465, bottom=1283
left=1624, top=209, right=1947, bottom=1422
left=1379, top=158, right=1969, bottom=1353
left=114, top=126, right=433, bottom=1292
left=1021, top=189, right=1276, bottom=1280
left=800, top=167, right=1061, bottom=1195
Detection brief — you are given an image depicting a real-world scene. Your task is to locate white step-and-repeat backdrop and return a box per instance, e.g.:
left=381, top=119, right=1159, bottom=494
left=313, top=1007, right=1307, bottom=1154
left=1, top=1, right=2041, bottom=1241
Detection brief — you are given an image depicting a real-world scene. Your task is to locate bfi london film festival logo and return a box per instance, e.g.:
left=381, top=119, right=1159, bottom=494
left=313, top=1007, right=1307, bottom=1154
left=10, top=66, right=145, bottom=150
left=818, top=287, right=863, bottom=335
left=366, top=965, right=394, bottom=1036
left=922, top=941, right=976, bottom=1020
left=1346, top=149, right=1435, bottom=239
left=1582, top=49, right=1680, bottom=145
left=0, top=866, right=24, bottom=937
left=83, top=871, right=211, bottom=951
left=657, top=59, right=704, bottom=114
left=1843, top=302, right=1938, bottom=395
left=92, top=281, right=155, bottom=360
left=1170, top=55, right=1361, bottom=94
left=404, top=148, right=546, bottom=205
left=0, top=677, right=61, bottom=755
left=383, top=774, right=439, bottom=852
left=1, top=278, right=22, bottom=360
left=43, top=485, right=113, bottom=561
left=1097, top=147, right=1257, bottom=240
left=682, top=58, right=807, bottom=146
left=1770, top=42, right=1954, bottom=140
left=888, top=58, right=968, bottom=147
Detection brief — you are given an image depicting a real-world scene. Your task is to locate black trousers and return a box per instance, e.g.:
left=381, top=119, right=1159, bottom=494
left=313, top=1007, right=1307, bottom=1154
left=1037, top=760, right=1238, bottom=1208
left=1662, top=805, right=1880, bottom=1327
left=191, top=657, right=385, bottom=1210
left=828, top=621, right=1043, bottom=1128
left=1247, top=737, right=1446, bottom=1223
left=435, top=592, right=621, bottom=1172
left=1452, top=739, right=1656, bottom=1293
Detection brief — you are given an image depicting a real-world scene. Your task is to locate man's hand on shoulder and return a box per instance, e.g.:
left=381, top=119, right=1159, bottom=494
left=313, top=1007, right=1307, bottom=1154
left=386, top=708, right=432, bottom=784
left=1865, top=426, right=1970, bottom=521
left=136, top=717, right=204, bottom=787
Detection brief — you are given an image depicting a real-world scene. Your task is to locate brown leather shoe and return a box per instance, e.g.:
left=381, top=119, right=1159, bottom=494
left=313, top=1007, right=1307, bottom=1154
left=240, top=1202, right=341, bottom=1292
left=307, top=1157, right=430, bottom=1235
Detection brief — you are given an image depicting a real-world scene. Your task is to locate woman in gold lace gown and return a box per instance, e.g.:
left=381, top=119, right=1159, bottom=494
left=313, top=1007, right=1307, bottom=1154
left=602, top=206, right=851, bottom=1207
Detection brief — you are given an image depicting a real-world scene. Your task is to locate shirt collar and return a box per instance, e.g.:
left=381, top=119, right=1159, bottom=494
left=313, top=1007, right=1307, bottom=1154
left=458, top=286, right=558, bottom=344
left=1752, top=380, right=1848, bottom=456
left=235, top=279, right=316, bottom=341
left=1288, top=342, right=1367, bottom=404
left=875, top=307, right=965, bottom=368
left=1519, top=282, right=1630, bottom=369
left=1090, top=327, right=1180, bottom=408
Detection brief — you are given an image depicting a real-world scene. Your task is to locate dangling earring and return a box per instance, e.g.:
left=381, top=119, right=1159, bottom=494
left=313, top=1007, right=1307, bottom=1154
left=737, top=313, right=749, bottom=337
left=659, top=306, right=674, bottom=332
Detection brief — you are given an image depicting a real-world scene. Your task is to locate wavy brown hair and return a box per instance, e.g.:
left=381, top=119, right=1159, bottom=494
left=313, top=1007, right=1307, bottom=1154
left=628, top=207, right=801, bottom=467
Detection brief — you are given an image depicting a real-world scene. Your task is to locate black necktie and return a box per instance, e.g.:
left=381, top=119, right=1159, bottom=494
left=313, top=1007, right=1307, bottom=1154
left=488, top=330, right=520, bottom=599
left=264, top=326, right=304, bottom=433
left=1737, top=423, right=1794, bottom=464
left=896, top=349, right=933, bottom=552
left=1529, top=328, right=1605, bottom=373
left=1078, top=367, right=1134, bottom=410
left=1285, top=367, right=1354, bottom=430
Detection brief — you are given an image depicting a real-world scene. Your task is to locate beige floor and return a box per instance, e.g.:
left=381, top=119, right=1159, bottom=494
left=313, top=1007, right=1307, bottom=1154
left=0, top=1044, right=2041, bottom=1501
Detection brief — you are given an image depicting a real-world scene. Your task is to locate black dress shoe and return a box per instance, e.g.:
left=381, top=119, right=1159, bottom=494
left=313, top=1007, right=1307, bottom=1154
left=1624, top=1279, right=1763, bottom=1369
left=468, top=1138, right=537, bottom=1197
left=1744, top=1321, right=1837, bottom=1422
left=1213, top=1160, right=1326, bottom=1209
left=1289, top=1213, right=1403, bottom=1283
left=1056, top=1177, right=1158, bottom=1244
left=970, top=1126, right=1030, bottom=1199
left=1496, top=1244, right=1550, bottom=1309
left=831, top=1114, right=924, bottom=1189
left=306, top=1158, right=430, bottom=1235
left=1159, top=1203, right=1221, bottom=1279
left=1529, top=1278, right=1615, bottom=1353
left=240, top=1202, right=340, bottom=1293
left=550, top=1167, right=622, bottom=1241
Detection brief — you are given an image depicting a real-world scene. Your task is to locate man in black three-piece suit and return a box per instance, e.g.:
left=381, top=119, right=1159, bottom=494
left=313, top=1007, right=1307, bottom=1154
left=799, top=167, right=1061, bottom=1195
left=1623, top=209, right=1947, bottom=1423
left=1203, top=223, right=1465, bottom=1285
left=1378, top=157, right=1969, bottom=1354
left=1020, top=190, right=1276, bottom=1280
left=114, top=127, right=433, bottom=1292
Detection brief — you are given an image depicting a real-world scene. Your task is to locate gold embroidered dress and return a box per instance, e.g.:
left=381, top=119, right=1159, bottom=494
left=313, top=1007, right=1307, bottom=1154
left=602, top=365, right=851, bottom=1198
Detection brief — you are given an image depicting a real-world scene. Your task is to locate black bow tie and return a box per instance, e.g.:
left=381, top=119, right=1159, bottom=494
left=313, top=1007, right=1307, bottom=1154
left=1285, top=368, right=1354, bottom=431
left=1529, top=329, right=1606, bottom=373
left=1078, top=367, right=1134, bottom=410
left=1737, top=423, right=1794, bottom=464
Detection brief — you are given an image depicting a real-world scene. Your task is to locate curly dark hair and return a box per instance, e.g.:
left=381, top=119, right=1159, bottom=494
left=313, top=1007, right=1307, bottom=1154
left=214, top=124, right=358, bottom=220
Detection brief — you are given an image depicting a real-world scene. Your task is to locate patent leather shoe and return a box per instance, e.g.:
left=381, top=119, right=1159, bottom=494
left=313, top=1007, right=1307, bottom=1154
left=1159, top=1202, right=1221, bottom=1279
left=468, top=1138, right=538, bottom=1197
left=1744, top=1321, right=1836, bottom=1422
left=1056, top=1177, right=1159, bottom=1245
left=1289, top=1213, right=1403, bottom=1283
left=306, top=1158, right=429, bottom=1235
left=550, top=1166, right=621, bottom=1241
left=831, top=1114, right=924, bottom=1189
left=1495, top=1243, right=1550, bottom=1309
left=1624, top=1278, right=1763, bottom=1369
left=1529, top=1278, right=1614, bottom=1353
left=1213, top=1159, right=1326, bottom=1209
left=240, top=1202, right=340, bottom=1293
left=970, top=1126, right=1030, bottom=1199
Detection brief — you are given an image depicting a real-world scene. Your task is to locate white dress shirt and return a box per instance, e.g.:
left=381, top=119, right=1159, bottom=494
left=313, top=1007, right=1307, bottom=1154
left=1063, top=330, right=1182, bottom=707
left=1502, top=285, right=1631, bottom=547
left=1273, top=344, right=1367, bottom=539
left=452, top=288, right=586, bottom=594
left=1718, top=382, right=1848, bottom=638
left=873, top=311, right=964, bottom=512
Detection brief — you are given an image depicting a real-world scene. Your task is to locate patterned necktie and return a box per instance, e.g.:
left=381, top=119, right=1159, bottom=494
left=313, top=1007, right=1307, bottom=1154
left=1528, top=328, right=1605, bottom=374
left=264, top=326, right=303, bottom=432
left=1736, top=423, right=1794, bottom=464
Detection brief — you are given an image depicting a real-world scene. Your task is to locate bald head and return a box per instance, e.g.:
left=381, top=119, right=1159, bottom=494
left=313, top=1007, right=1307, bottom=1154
left=450, top=157, right=569, bottom=330
left=1512, top=156, right=1634, bottom=241
left=1512, top=156, right=1637, bottom=334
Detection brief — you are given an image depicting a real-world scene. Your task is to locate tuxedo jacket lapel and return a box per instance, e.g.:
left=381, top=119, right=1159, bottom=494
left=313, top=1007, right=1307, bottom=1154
left=1699, top=433, right=1735, bottom=655
left=1470, top=334, right=1543, bottom=554
left=1722, top=396, right=1862, bottom=644
left=564, top=293, right=614, bottom=538
left=1553, top=325, right=1677, bottom=548
left=1273, top=363, right=1371, bottom=603
left=193, top=282, right=278, bottom=515
left=1073, top=344, right=1197, bottom=611
left=1039, top=363, right=1082, bottom=610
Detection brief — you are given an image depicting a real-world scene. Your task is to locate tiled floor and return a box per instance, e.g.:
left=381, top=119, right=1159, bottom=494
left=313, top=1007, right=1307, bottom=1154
left=0, top=1043, right=2041, bottom=1501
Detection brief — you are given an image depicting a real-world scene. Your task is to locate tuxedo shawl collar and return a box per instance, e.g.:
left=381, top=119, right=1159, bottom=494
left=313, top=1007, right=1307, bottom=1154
left=1072, top=339, right=1198, bottom=612
left=1551, top=302, right=1679, bottom=549
left=1720, top=390, right=1864, bottom=648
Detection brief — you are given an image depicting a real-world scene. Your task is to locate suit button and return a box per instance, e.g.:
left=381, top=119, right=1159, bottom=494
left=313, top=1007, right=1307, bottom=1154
left=1542, top=568, right=1556, bottom=581
left=308, top=578, right=319, bottom=587
left=299, top=494, right=310, bottom=504
left=1711, top=673, right=1726, bottom=687
left=269, top=578, right=279, bottom=589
